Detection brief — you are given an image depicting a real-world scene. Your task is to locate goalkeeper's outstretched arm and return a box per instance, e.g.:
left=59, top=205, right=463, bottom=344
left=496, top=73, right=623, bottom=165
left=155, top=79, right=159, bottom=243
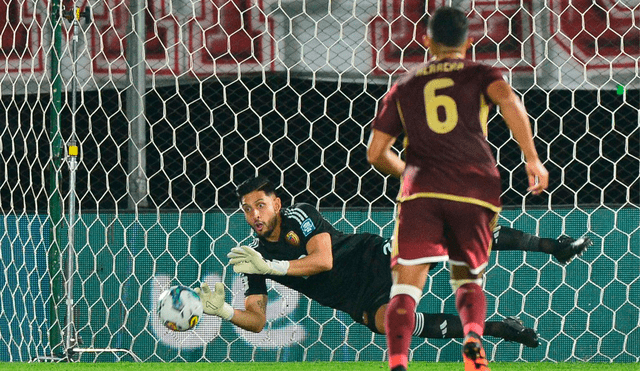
left=230, top=294, right=268, bottom=333
left=197, top=283, right=267, bottom=333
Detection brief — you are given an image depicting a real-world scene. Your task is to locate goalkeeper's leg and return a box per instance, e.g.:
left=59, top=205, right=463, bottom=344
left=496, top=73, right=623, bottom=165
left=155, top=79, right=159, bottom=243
left=492, top=226, right=592, bottom=265
left=370, top=306, right=539, bottom=348
left=413, top=313, right=540, bottom=348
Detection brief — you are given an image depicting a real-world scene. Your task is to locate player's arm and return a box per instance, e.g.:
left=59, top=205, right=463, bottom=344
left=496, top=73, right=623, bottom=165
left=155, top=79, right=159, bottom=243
left=285, top=232, right=333, bottom=275
left=229, top=294, right=268, bottom=333
left=486, top=79, right=548, bottom=195
left=367, top=128, right=405, bottom=178
left=196, top=283, right=267, bottom=333
left=228, top=233, right=333, bottom=277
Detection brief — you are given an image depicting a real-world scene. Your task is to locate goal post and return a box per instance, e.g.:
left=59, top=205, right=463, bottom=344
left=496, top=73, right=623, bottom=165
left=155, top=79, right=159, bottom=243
left=1, top=0, right=639, bottom=363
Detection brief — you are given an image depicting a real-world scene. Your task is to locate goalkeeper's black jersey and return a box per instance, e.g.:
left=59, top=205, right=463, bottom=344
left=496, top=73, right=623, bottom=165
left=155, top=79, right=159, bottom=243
left=242, top=203, right=392, bottom=318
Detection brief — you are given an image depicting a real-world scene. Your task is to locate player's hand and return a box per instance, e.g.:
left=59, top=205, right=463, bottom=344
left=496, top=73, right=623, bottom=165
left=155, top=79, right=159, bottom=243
left=227, top=245, right=289, bottom=276
left=526, top=158, right=549, bottom=195
left=195, top=282, right=234, bottom=320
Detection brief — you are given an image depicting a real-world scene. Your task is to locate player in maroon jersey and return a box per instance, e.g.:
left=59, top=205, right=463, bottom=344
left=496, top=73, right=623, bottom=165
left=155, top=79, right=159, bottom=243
left=367, top=7, right=549, bottom=371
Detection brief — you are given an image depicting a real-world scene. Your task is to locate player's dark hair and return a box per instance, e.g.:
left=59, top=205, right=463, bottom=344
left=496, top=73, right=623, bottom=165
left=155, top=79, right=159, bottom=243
left=428, top=6, right=469, bottom=47
left=236, top=176, right=277, bottom=202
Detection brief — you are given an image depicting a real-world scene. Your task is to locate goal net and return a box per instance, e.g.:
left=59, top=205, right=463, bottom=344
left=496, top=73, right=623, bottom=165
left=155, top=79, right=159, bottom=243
left=1, top=0, right=638, bottom=364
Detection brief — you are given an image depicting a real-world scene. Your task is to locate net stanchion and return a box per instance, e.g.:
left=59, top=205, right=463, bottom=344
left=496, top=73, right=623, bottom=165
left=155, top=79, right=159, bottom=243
left=31, top=4, right=140, bottom=363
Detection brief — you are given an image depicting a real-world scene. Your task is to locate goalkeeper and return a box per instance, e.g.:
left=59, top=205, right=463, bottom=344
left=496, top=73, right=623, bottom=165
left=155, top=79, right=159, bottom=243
left=197, top=176, right=591, bottom=348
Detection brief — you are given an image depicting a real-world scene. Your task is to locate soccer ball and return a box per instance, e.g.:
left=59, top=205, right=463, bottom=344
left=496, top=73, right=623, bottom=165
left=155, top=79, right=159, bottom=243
left=157, top=285, right=204, bottom=331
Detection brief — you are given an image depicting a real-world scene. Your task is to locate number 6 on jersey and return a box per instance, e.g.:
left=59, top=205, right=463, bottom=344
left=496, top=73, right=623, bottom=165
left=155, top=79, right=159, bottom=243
left=424, top=78, right=458, bottom=134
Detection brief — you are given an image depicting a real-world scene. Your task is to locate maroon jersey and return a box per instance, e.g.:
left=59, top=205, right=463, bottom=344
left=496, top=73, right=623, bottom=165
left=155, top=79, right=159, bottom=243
left=372, top=58, right=504, bottom=210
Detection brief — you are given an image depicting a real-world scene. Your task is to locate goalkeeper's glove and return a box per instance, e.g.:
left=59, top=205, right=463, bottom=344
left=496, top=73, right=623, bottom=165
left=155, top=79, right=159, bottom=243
left=227, top=245, right=289, bottom=276
left=195, top=282, right=234, bottom=320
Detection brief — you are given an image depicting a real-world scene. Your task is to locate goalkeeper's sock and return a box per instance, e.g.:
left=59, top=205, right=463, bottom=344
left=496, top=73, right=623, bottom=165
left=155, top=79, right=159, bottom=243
left=413, top=313, right=463, bottom=338
left=538, top=237, right=560, bottom=255
left=493, top=225, right=562, bottom=256
left=483, top=320, right=507, bottom=339
left=413, top=313, right=524, bottom=341
left=455, top=283, right=486, bottom=337
left=492, top=226, right=541, bottom=252
left=385, top=294, right=415, bottom=371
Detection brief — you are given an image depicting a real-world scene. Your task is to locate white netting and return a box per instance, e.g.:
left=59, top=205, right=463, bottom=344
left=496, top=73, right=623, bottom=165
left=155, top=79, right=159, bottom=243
left=1, top=0, right=639, bottom=364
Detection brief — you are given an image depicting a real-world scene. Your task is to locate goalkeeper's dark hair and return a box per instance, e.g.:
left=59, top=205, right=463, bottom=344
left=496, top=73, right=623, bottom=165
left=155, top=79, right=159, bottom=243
left=236, top=176, right=277, bottom=202
left=428, top=6, right=469, bottom=47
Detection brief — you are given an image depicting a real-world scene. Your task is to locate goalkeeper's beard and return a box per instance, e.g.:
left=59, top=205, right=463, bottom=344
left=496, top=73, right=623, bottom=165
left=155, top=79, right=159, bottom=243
left=253, top=217, right=278, bottom=240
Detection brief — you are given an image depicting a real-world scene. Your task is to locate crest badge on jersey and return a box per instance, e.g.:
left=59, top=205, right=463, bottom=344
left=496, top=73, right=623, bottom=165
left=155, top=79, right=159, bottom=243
left=300, top=218, right=315, bottom=237
left=285, top=231, right=300, bottom=246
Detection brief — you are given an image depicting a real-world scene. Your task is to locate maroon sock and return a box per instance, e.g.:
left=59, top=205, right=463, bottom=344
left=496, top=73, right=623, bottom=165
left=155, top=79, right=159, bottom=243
left=455, top=282, right=486, bottom=337
left=385, top=294, right=416, bottom=370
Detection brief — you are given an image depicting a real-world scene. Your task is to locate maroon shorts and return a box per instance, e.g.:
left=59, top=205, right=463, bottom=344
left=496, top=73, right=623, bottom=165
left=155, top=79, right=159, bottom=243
left=391, top=197, right=498, bottom=273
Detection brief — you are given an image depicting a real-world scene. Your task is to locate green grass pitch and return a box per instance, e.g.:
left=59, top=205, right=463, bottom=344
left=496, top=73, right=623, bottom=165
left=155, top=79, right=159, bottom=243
left=1, top=362, right=637, bottom=370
